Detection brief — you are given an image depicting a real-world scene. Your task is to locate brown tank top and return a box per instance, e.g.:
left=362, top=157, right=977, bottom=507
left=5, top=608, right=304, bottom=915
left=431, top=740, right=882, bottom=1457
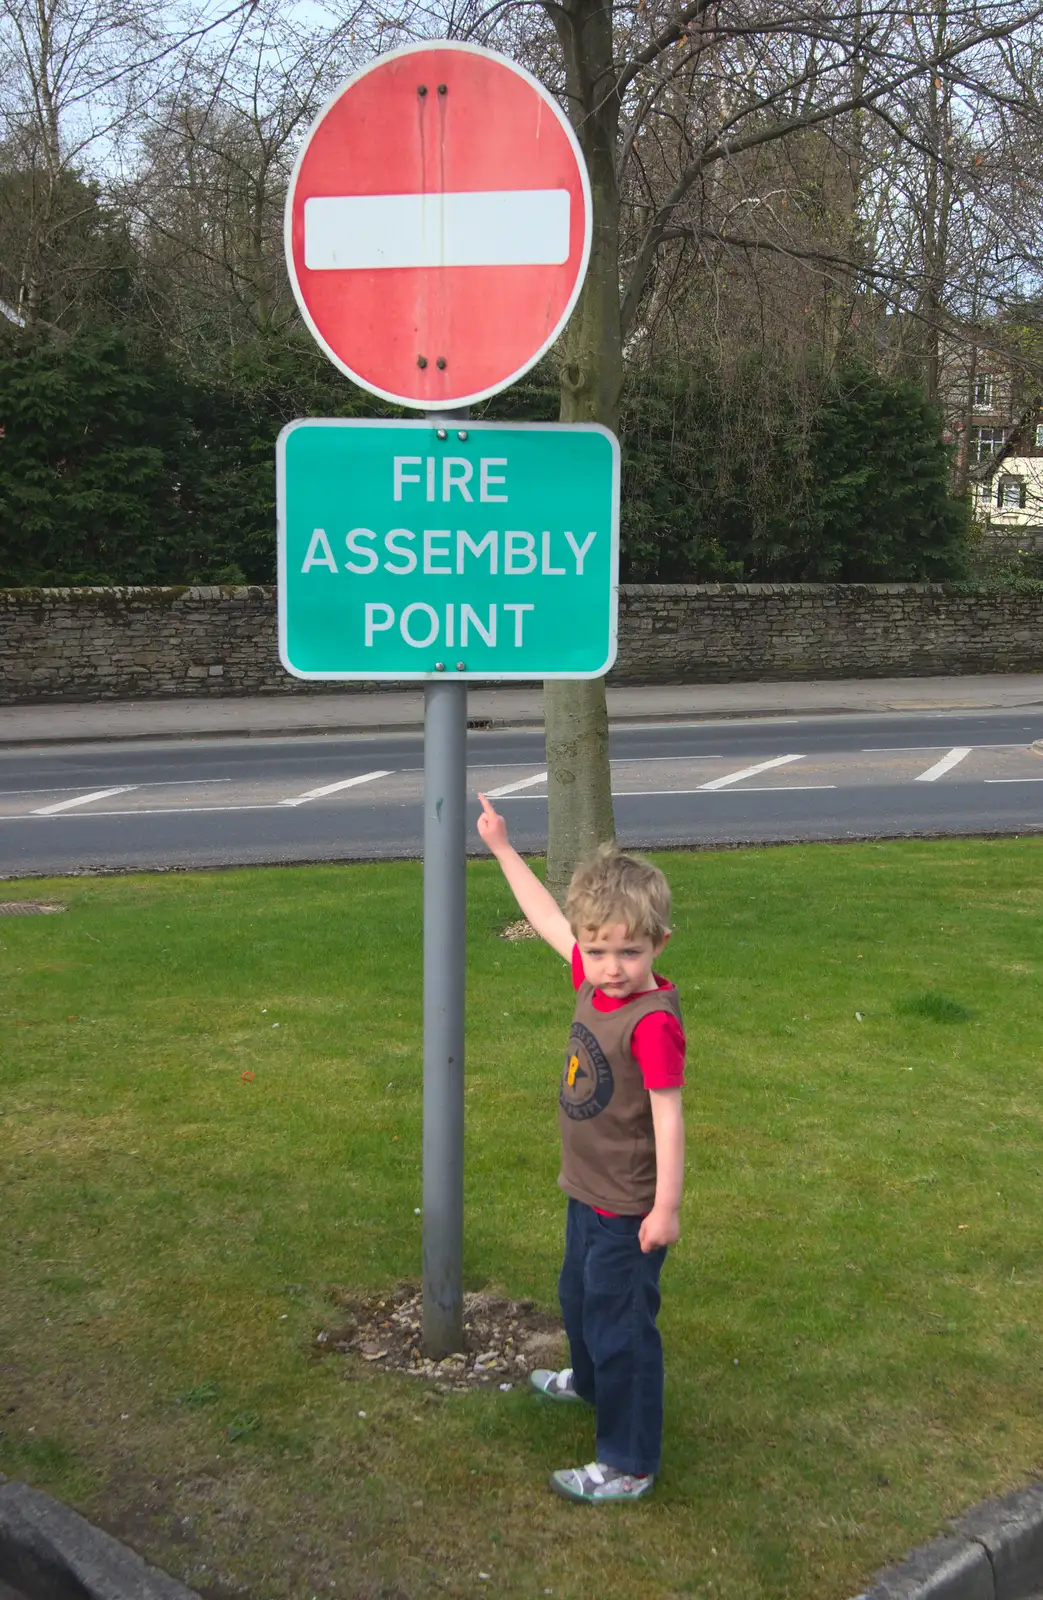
left=558, top=979, right=684, bottom=1215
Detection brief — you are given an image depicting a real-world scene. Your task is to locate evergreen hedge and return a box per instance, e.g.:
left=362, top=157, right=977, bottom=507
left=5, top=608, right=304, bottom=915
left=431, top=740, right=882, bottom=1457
left=0, top=329, right=968, bottom=587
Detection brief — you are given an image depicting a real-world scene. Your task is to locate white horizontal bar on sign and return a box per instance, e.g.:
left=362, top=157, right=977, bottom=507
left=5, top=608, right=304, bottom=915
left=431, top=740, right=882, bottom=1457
left=303, top=189, right=571, bottom=271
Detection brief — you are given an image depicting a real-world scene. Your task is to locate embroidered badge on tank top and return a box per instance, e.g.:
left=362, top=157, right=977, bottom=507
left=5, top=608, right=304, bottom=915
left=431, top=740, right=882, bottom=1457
left=560, top=1021, right=615, bottom=1120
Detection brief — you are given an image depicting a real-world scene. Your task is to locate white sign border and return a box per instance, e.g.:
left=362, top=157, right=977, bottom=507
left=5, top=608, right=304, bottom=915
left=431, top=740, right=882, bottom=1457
left=277, top=418, right=619, bottom=682
left=283, top=40, right=593, bottom=411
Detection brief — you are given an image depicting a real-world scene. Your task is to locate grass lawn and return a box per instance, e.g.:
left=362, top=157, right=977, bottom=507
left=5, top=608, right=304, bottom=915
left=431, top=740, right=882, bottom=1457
left=2, top=839, right=1043, bottom=1600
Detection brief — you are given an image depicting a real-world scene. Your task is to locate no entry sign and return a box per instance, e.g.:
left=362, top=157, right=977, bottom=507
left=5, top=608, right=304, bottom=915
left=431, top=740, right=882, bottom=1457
left=284, top=41, right=592, bottom=409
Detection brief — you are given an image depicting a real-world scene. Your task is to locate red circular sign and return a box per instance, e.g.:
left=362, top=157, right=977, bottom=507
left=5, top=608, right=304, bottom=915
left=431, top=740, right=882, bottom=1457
left=285, top=42, right=591, bottom=410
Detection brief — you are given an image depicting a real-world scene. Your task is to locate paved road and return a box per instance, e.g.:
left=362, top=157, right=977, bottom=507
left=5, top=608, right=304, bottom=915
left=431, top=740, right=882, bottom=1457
left=2, top=707, right=1041, bottom=877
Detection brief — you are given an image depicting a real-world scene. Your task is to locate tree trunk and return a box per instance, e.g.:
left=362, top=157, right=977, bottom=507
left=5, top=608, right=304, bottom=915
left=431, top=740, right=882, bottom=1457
left=544, top=678, right=615, bottom=901
left=918, top=3, right=951, bottom=402
left=543, top=0, right=622, bottom=902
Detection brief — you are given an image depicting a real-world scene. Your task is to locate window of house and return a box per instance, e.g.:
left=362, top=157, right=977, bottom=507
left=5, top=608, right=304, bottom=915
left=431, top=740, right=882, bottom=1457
left=970, top=426, right=1007, bottom=461
left=998, top=476, right=1025, bottom=509
left=1035, top=422, right=1043, bottom=448
left=973, top=375, right=995, bottom=410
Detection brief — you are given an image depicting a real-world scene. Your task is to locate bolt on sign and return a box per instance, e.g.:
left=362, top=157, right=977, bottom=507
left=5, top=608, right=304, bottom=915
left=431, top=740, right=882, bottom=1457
left=278, top=419, right=620, bottom=681
left=284, top=40, right=593, bottom=410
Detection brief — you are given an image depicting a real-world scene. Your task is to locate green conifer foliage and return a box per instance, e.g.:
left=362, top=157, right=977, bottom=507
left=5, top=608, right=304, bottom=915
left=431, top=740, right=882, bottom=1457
left=0, top=335, right=969, bottom=587
left=0, top=329, right=191, bottom=585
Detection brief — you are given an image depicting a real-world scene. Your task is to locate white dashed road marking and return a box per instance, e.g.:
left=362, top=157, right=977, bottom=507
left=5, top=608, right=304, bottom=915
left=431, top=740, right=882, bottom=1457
left=5, top=738, right=1043, bottom=828
left=500, top=786, right=835, bottom=799
left=32, top=786, right=138, bottom=815
left=12, top=805, right=283, bottom=820
left=483, top=771, right=549, bottom=798
left=698, top=755, right=804, bottom=791
left=914, top=748, right=973, bottom=782
left=0, top=785, right=128, bottom=797
left=864, top=743, right=1029, bottom=752
left=279, top=771, right=393, bottom=807
left=676, top=785, right=834, bottom=795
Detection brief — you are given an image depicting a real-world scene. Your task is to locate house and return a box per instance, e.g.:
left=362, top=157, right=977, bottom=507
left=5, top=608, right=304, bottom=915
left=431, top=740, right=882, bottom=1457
left=940, top=346, right=1043, bottom=546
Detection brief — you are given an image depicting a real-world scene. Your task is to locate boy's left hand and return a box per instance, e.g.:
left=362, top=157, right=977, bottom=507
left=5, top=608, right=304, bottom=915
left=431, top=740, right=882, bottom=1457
left=639, top=1206, right=679, bottom=1253
left=476, top=793, right=510, bottom=855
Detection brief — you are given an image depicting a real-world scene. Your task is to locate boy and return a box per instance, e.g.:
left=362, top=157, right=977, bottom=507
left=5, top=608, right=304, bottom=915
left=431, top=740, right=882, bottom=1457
left=477, top=795, right=685, bottom=1504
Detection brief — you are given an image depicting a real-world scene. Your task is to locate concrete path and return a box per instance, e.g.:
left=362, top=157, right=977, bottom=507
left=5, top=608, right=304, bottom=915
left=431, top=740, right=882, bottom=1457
left=1, top=672, right=1042, bottom=745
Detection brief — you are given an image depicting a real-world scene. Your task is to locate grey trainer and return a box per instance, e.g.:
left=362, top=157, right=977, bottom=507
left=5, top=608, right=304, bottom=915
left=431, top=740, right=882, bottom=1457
left=528, top=1366, right=584, bottom=1403
left=550, top=1461, right=655, bottom=1504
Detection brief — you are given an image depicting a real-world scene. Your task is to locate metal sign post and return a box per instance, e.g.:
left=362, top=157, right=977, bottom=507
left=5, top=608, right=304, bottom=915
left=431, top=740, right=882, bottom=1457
left=421, top=408, right=467, bottom=1359
left=281, top=39, right=601, bottom=1359
left=421, top=676, right=468, bottom=1356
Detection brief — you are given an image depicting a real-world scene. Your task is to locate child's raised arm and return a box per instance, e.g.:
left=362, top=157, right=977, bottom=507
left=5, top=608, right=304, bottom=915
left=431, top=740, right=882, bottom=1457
left=477, top=794, right=574, bottom=962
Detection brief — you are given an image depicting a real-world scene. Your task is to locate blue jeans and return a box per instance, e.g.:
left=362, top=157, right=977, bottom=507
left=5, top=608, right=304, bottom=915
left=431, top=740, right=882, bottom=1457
left=557, top=1198, right=667, bottom=1476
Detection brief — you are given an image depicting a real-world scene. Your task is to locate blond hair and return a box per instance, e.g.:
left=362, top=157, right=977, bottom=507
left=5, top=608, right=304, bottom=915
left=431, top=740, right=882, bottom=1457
left=564, top=844, right=672, bottom=944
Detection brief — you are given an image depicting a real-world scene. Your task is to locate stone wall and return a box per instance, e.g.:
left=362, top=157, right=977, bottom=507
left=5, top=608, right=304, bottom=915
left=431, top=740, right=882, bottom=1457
left=614, top=583, right=1043, bottom=683
left=1, top=583, right=1041, bottom=704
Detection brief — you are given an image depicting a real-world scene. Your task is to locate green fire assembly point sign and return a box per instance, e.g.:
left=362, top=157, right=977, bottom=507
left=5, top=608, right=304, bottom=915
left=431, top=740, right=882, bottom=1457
left=277, top=419, right=620, bottom=681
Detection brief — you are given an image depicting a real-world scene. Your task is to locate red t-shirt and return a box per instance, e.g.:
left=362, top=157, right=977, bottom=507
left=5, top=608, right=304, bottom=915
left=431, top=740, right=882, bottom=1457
left=570, top=944, right=686, bottom=1090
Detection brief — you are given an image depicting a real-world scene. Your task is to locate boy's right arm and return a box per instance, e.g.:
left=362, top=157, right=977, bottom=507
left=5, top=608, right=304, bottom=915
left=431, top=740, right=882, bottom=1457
left=477, top=794, right=574, bottom=962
